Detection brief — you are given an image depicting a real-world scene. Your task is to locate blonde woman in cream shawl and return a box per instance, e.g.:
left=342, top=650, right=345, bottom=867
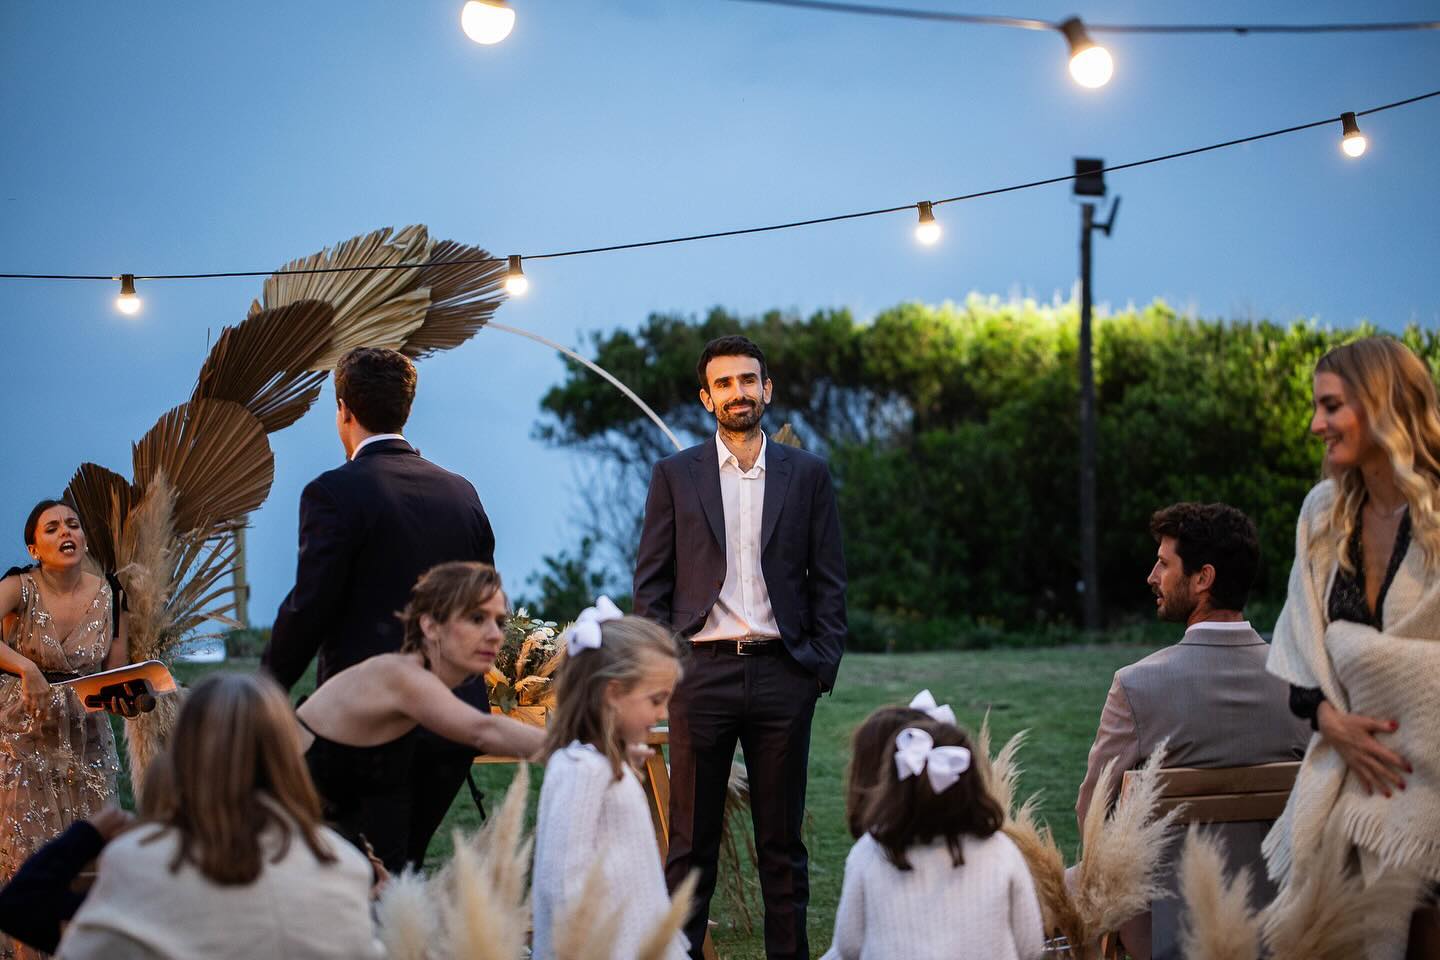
left=1266, top=336, right=1440, bottom=960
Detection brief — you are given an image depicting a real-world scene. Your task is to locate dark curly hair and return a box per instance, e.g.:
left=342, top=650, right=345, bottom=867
left=695, top=335, right=769, bottom=391
left=1149, top=502, right=1260, bottom=611
left=334, top=347, right=417, bottom=434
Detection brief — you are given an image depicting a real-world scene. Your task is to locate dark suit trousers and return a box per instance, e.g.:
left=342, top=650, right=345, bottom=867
left=405, top=674, right=491, bottom=868
left=666, top=646, right=819, bottom=960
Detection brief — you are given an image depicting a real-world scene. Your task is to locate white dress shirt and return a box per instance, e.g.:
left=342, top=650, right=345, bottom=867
left=1182, top=618, right=1253, bottom=637
left=692, top=432, right=782, bottom=642
left=349, top=433, right=406, bottom=461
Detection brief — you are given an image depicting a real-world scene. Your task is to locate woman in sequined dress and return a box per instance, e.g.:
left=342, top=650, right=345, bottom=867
left=0, top=500, right=125, bottom=959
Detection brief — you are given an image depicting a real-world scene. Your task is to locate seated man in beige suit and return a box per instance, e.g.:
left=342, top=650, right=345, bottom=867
left=1076, top=502, right=1310, bottom=960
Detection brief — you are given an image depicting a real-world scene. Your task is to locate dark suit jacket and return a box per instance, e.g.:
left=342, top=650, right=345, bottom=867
left=262, top=439, right=495, bottom=689
left=633, top=438, right=847, bottom=690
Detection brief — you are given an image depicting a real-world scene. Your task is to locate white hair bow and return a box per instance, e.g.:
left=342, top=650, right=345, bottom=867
left=564, top=596, right=624, bottom=654
left=893, top=727, right=972, bottom=794
left=909, top=689, right=957, bottom=727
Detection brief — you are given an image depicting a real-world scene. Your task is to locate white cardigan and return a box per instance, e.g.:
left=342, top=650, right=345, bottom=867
left=57, top=819, right=383, bottom=960
left=823, top=832, right=1045, bottom=960
left=531, top=741, right=686, bottom=960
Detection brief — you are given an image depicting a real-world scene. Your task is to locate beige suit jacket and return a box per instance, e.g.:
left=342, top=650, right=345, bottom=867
left=1076, top=623, right=1310, bottom=827
left=1074, top=623, right=1311, bottom=960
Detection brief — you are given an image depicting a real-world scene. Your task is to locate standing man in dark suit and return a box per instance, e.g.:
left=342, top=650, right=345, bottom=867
left=262, top=346, right=498, bottom=868
left=635, top=335, right=847, bottom=960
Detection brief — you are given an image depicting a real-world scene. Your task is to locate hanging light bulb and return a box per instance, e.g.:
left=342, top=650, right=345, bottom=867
left=115, top=274, right=141, bottom=315
left=1059, top=18, right=1113, bottom=89
left=461, top=0, right=516, bottom=45
left=914, top=202, right=942, bottom=246
left=1340, top=111, right=1367, bottom=158
left=504, top=255, right=529, bottom=296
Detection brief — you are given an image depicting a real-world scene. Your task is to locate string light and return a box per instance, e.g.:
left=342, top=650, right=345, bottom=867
left=914, top=202, right=941, bottom=245
left=3, top=88, right=1437, bottom=294
left=1059, top=18, right=1113, bottom=88
left=461, top=0, right=516, bottom=45
left=1340, top=111, right=1368, bottom=158
left=504, top=255, right=529, bottom=295
left=115, top=274, right=141, bottom=315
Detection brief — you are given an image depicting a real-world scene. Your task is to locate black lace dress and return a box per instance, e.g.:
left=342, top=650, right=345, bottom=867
left=1288, top=508, right=1411, bottom=726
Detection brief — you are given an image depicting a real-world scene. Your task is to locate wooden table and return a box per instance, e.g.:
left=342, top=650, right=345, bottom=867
left=476, top=726, right=719, bottom=959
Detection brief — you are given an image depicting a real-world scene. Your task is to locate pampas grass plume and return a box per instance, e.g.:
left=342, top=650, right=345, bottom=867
left=1005, top=796, right=1085, bottom=947
left=376, top=869, right=439, bottom=960
left=1177, top=827, right=1261, bottom=960
left=552, top=857, right=623, bottom=960
left=636, top=869, right=698, bottom=960
left=1073, top=744, right=1180, bottom=938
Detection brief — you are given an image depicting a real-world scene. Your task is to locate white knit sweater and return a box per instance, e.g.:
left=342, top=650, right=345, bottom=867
left=823, top=832, right=1045, bottom=960
left=531, top=742, right=686, bottom=960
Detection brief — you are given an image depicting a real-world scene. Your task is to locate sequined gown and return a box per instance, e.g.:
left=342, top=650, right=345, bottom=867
left=0, top=574, right=119, bottom=959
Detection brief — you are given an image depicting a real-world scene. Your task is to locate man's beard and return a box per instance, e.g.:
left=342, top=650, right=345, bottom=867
left=1155, top=582, right=1196, bottom=623
left=715, top=399, right=765, bottom=432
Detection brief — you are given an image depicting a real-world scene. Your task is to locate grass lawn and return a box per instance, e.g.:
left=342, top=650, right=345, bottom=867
left=157, top=641, right=1168, bottom=959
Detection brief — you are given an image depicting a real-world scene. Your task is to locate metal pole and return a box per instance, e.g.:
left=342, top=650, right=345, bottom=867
left=1079, top=203, right=1101, bottom=631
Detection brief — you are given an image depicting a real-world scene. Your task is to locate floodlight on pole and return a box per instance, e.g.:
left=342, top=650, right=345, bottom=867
left=1060, top=17, right=1113, bottom=88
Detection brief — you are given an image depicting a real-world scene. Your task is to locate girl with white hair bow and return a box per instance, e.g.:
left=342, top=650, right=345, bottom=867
left=822, top=719, right=1045, bottom=960
left=530, top=598, right=689, bottom=960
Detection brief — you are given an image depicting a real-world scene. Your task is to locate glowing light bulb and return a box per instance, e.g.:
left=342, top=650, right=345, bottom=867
left=115, top=274, right=141, bottom=315
left=1340, top=112, right=1367, bottom=158
left=914, top=202, right=942, bottom=246
left=504, top=255, right=529, bottom=296
left=1059, top=18, right=1113, bottom=89
left=461, top=0, right=516, bottom=45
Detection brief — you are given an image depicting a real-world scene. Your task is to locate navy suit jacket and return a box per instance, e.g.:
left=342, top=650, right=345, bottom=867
left=262, top=439, right=495, bottom=689
left=633, top=438, right=847, bottom=690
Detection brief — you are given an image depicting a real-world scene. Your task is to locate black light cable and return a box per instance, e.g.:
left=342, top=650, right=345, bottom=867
left=1, top=88, right=1437, bottom=291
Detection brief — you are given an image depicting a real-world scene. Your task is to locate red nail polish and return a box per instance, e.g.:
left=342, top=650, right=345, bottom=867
left=1392, top=721, right=1400, bottom=730
left=1399, top=782, right=1407, bottom=791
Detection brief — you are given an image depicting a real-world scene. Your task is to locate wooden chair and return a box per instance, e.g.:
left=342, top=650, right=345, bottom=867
left=1099, top=761, right=1300, bottom=960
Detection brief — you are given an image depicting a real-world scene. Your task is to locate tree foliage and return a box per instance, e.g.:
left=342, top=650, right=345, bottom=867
left=536, top=297, right=1440, bottom=645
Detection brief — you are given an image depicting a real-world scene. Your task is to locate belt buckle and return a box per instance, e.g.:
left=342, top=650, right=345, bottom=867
left=736, top=637, right=764, bottom=656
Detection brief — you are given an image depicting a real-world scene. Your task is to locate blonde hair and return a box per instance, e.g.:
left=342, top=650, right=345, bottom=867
left=541, top=615, right=683, bottom=781
left=141, top=673, right=336, bottom=885
left=397, top=562, right=505, bottom=663
left=1314, top=336, right=1440, bottom=570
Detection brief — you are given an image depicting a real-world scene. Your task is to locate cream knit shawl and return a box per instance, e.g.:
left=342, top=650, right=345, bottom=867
left=1265, top=479, right=1440, bottom=884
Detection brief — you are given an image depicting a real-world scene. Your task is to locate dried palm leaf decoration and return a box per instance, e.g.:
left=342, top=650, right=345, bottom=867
left=58, top=224, right=508, bottom=796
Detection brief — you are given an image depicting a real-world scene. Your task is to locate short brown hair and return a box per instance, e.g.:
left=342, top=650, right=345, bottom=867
left=1148, top=502, right=1259, bottom=611
left=542, top=615, right=684, bottom=781
left=398, top=562, right=506, bottom=660
left=696, top=335, right=769, bottom=391
left=334, top=347, right=417, bottom=434
left=864, top=719, right=1003, bottom=871
left=845, top=705, right=930, bottom=839
left=140, top=673, right=336, bottom=885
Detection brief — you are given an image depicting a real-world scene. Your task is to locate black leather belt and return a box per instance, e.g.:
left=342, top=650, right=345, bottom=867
left=691, top=638, right=780, bottom=656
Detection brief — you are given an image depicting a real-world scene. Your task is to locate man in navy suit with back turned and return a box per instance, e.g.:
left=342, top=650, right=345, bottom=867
left=635, top=335, right=847, bottom=960
left=262, top=346, right=497, bottom=869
